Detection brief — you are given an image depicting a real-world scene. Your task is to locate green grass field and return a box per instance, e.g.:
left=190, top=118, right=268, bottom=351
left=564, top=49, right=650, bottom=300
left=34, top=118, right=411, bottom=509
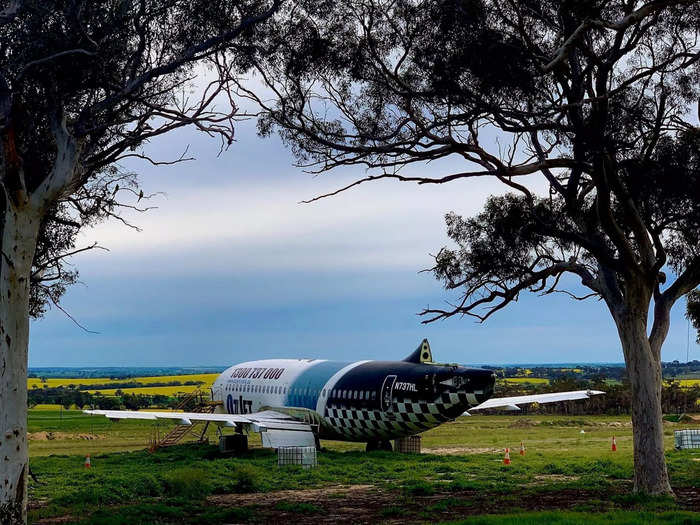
left=27, top=410, right=700, bottom=524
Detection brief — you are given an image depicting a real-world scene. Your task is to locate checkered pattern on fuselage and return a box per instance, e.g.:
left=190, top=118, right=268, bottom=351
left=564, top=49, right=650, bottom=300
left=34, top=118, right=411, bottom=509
left=321, top=391, right=473, bottom=441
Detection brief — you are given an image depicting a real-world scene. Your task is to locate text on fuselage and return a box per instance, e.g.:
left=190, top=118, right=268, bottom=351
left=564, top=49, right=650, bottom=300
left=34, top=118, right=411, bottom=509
left=230, top=367, right=285, bottom=379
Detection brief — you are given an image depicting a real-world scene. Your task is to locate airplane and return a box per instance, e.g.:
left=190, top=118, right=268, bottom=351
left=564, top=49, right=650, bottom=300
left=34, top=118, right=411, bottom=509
left=85, top=339, right=603, bottom=451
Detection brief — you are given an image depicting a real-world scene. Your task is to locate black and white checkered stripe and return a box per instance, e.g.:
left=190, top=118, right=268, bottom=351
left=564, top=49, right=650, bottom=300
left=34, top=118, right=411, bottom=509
left=322, top=391, right=475, bottom=440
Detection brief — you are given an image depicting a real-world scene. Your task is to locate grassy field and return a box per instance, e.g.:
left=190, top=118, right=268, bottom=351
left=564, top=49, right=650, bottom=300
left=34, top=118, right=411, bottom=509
left=27, top=410, right=700, bottom=524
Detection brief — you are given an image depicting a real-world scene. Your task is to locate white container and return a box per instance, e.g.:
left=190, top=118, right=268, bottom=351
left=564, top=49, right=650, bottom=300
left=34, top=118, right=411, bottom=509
left=674, top=429, right=700, bottom=449
left=278, top=446, right=317, bottom=468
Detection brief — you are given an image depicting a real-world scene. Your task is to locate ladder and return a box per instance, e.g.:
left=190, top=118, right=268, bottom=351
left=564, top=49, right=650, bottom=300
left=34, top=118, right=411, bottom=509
left=150, top=389, right=218, bottom=450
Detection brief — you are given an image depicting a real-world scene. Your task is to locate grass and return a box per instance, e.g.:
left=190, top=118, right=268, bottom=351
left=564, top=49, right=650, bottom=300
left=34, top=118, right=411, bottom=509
left=442, top=511, right=700, bottom=524
left=26, top=411, right=700, bottom=524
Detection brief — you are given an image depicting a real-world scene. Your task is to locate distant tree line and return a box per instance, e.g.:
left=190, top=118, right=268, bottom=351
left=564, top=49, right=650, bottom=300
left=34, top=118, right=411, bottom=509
left=495, top=376, right=700, bottom=416
left=31, top=380, right=205, bottom=391
left=27, top=387, right=186, bottom=410
left=484, top=361, right=700, bottom=382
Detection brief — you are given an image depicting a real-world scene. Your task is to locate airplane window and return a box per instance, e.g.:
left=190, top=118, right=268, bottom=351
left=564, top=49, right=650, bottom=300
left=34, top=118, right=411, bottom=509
left=343, top=390, right=347, bottom=399
left=365, top=391, right=370, bottom=399
left=359, top=391, right=364, bottom=400
left=371, top=391, right=377, bottom=400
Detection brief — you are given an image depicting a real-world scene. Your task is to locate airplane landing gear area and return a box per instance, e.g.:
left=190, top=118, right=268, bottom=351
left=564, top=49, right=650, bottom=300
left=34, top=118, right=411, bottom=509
left=219, top=433, right=248, bottom=453
left=366, top=440, right=393, bottom=452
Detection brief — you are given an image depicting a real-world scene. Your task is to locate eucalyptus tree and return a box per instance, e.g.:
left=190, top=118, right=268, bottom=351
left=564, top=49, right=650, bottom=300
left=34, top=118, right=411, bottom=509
left=243, top=0, right=700, bottom=494
left=0, top=1, right=280, bottom=522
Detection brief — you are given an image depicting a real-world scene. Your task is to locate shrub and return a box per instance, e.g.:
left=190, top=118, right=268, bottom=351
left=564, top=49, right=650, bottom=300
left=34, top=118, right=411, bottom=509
left=402, top=479, right=436, bottom=496
left=226, top=464, right=260, bottom=493
left=162, top=467, right=212, bottom=499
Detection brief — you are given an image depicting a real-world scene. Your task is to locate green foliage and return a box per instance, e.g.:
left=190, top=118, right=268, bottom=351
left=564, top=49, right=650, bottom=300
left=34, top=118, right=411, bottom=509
left=161, top=468, right=213, bottom=500
left=402, top=478, right=436, bottom=496
left=220, top=464, right=260, bottom=493
left=442, top=511, right=700, bottom=525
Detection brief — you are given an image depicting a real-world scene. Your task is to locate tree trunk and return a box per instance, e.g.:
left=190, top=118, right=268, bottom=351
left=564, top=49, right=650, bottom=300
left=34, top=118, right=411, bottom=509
left=0, top=202, right=40, bottom=525
left=616, top=312, right=673, bottom=495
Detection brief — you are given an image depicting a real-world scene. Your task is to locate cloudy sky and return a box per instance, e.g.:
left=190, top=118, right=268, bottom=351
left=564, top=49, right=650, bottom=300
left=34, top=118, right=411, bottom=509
left=28, top=102, right=698, bottom=367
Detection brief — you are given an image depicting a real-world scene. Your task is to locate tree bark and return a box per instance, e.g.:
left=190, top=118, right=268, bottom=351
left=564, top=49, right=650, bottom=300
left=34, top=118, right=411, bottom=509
left=0, top=201, right=41, bottom=525
left=616, top=310, right=673, bottom=495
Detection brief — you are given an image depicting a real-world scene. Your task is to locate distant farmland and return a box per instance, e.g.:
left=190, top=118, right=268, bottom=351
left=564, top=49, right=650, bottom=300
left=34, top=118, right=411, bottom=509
left=28, top=373, right=219, bottom=394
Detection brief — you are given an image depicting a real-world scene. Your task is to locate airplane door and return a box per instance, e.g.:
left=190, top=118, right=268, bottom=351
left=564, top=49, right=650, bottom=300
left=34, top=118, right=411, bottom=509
left=380, top=375, right=397, bottom=412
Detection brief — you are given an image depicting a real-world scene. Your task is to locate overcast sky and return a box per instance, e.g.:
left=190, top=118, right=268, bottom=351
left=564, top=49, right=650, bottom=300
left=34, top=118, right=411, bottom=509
left=28, top=104, right=699, bottom=367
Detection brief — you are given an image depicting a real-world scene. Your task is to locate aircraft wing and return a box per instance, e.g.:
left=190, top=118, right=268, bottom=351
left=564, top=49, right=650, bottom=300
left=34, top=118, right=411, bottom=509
left=468, top=389, right=605, bottom=412
left=83, top=409, right=316, bottom=448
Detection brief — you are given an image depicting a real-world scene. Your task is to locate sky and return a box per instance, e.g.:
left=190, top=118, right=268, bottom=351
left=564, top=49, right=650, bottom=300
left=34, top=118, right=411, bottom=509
left=28, top=100, right=699, bottom=367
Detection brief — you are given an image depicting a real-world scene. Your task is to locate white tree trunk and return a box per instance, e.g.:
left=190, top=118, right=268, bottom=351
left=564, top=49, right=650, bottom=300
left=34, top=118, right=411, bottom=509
left=0, top=203, right=40, bottom=525
left=617, top=313, right=673, bottom=495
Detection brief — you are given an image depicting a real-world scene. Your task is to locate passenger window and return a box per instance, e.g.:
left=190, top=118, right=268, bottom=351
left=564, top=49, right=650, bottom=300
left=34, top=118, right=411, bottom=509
left=371, top=391, right=377, bottom=400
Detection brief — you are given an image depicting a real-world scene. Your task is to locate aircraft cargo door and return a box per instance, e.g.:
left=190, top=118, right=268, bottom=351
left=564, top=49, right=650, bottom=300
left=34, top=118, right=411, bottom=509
left=380, top=375, right=397, bottom=412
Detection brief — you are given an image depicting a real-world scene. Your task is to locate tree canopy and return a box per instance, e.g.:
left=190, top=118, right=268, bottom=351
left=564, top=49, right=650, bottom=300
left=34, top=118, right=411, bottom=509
left=1, top=0, right=279, bottom=318
left=242, top=0, right=700, bottom=494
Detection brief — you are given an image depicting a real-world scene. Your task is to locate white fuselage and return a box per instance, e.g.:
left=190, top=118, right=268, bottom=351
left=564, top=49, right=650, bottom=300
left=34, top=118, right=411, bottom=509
left=211, top=358, right=495, bottom=442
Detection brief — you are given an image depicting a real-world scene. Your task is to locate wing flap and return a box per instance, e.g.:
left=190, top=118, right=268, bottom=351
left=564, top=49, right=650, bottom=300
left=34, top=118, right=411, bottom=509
left=261, top=429, right=316, bottom=448
left=470, top=389, right=604, bottom=411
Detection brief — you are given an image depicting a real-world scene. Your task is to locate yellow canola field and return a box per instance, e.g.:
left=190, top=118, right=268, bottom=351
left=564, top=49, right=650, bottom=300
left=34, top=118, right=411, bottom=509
left=678, top=379, right=700, bottom=387
left=502, top=377, right=550, bottom=384
left=28, top=373, right=220, bottom=393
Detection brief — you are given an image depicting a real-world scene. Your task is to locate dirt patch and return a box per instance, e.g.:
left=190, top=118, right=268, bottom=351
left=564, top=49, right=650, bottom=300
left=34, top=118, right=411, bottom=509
left=533, top=474, right=581, bottom=483
left=212, top=484, right=700, bottom=523
left=28, top=431, right=104, bottom=441
left=427, top=446, right=503, bottom=455
left=208, top=484, right=376, bottom=507
left=35, top=484, right=700, bottom=524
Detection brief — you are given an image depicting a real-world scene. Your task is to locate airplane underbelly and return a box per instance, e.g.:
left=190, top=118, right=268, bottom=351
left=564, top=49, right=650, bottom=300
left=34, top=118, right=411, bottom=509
left=321, top=391, right=471, bottom=441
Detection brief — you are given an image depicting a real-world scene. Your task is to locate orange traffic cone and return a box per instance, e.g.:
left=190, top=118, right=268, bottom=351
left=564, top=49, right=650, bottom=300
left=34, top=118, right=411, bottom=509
left=611, top=436, right=617, bottom=452
left=503, top=448, right=511, bottom=465
left=84, top=454, right=91, bottom=468
left=519, top=441, right=526, bottom=456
